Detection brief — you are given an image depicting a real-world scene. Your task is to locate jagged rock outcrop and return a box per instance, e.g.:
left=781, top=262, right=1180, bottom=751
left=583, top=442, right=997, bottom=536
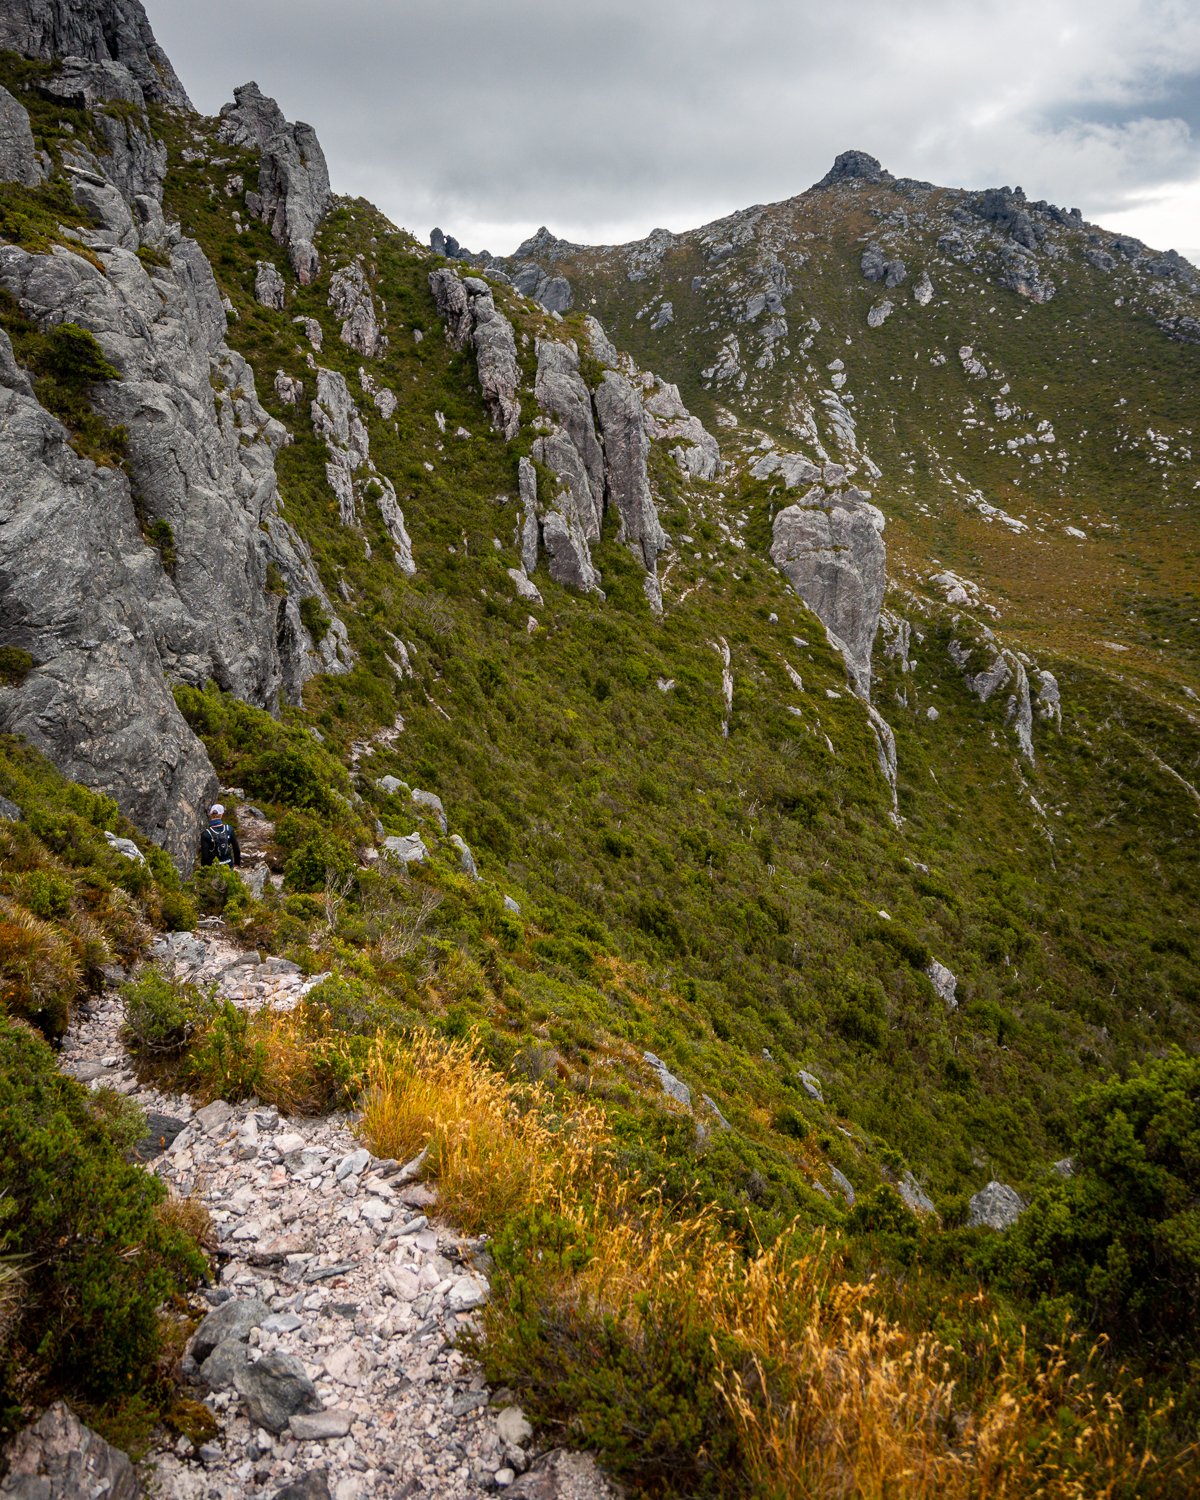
left=0, top=0, right=192, bottom=109
left=0, top=85, right=45, bottom=186
left=771, top=487, right=887, bottom=697
left=310, top=367, right=414, bottom=574
left=328, top=258, right=385, bottom=358
left=428, top=269, right=521, bottom=439
left=218, top=82, right=330, bottom=284
left=0, top=323, right=216, bottom=862
left=531, top=338, right=604, bottom=549
left=512, top=261, right=573, bottom=312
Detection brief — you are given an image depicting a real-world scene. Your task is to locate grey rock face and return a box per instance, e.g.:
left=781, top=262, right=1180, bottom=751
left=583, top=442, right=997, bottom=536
left=0, top=85, right=45, bottom=187
left=829, top=1166, right=856, bottom=1206
left=411, top=787, right=447, bottom=832
left=967, top=1180, right=1024, bottom=1231
left=913, top=269, right=934, bottom=305
left=0, top=324, right=217, bottom=862
left=428, top=268, right=472, bottom=350
left=310, top=367, right=414, bottom=573
left=594, top=371, right=665, bottom=572
left=0, top=0, right=192, bottom=108
left=255, top=260, right=285, bottom=311
left=449, top=833, right=479, bottom=879
left=798, top=1070, right=823, bottom=1102
left=860, top=245, right=886, bottom=282
left=328, top=259, right=384, bottom=358
left=771, top=487, right=887, bottom=697
left=0, top=122, right=348, bottom=868
left=383, top=833, right=428, bottom=864
left=512, top=262, right=573, bottom=312
left=463, top=277, right=521, bottom=440
left=867, top=299, right=893, bottom=327
left=541, top=510, right=601, bottom=594
left=218, top=83, right=330, bottom=283
left=0, top=1401, right=138, bottom=1500
left=642, top=377, right=720, bottom=480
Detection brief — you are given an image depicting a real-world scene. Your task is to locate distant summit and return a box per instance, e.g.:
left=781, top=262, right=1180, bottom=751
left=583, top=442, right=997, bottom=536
left=813, top=150, right=892, bottom=189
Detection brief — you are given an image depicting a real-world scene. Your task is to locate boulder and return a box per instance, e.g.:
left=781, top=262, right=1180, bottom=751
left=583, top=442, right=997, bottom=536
left=926, top=959, right=957, bottom=1010
left=798, top=1069, right=823, bottom=1103
left=254, top=261, right=285, bottom=311
left=234, top=1351, right=320, bottom=1434
left=449, top=834, right=479, bottom=879
left=644, top=1051, right=691, bottom=1108
left=967, top=1180, right=1024, bottom=1231
left=383, top=832, right=428, bottom=864
left=0, top=1401, right=137, bottom=1500
left=897, top=1171, right=935, bottom=1215
left=192, top=1295, right=271, bottom=1363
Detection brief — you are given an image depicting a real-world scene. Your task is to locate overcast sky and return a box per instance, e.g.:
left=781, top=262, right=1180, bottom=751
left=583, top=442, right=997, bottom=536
left=148, top=0, right=1200, bottom=263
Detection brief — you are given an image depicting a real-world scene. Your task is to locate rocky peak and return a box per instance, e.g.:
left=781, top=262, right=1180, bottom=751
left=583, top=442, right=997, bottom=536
left=0, top=0, right=192, bottom=109
left=814, top=150, right=892, bottom=189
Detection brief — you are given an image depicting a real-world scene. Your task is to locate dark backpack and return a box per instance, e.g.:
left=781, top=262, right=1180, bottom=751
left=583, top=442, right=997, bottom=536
left=203, top=822, right=234, bottom=866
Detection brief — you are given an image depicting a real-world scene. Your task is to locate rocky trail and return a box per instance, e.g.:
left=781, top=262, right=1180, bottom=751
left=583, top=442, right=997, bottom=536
left=55, top=928, right=619, bottom=1500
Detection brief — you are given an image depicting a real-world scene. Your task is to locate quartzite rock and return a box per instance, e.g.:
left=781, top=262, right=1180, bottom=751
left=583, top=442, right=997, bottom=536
left=593, top=370, right=665, bottom=572
left=429, top=270, right=521, bottom=439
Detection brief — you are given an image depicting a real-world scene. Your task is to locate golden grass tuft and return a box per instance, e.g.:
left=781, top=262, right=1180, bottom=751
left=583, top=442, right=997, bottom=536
left=359, top=1029, right=608, bottom=1233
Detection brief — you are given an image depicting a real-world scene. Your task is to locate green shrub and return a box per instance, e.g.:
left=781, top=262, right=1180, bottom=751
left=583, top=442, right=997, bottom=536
left=999, top=1050, right=1200, bottom=1355
left=298, top=595, right=331, bottom=643
left=0, top=648, right=33, bottom=686
left=122, top=969, right=214, bottom=1055
left=0, top=1017, right=206, bottom=1410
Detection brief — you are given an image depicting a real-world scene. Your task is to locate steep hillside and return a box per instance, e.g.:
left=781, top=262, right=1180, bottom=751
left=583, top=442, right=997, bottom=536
left=0, top=3, right=1198, bottom=1493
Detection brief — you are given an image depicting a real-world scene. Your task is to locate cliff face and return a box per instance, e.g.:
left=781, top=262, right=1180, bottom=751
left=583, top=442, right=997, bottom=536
left=0, top=32, right=348, bottom=866
left=0, top=0, right=191, bottom=108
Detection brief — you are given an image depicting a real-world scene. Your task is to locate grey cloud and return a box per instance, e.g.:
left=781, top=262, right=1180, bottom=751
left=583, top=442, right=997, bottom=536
left=147, top=0, right=1200, bottom=252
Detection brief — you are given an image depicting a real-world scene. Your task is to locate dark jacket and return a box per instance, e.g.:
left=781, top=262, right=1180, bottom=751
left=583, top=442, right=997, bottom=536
left=199, top=820, right=241, bottom=867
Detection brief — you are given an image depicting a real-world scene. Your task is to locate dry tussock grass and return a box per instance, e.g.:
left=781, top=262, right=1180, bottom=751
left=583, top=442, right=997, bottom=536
left=355, top=1028, right=1191, bottom=1497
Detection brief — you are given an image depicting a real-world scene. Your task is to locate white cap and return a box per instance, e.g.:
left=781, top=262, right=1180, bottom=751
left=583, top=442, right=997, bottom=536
left=209, top=803, right=224, bottom=817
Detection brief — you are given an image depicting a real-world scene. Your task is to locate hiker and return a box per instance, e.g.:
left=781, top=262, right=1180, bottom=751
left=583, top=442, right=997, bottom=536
left=199, top=802, right=241, bottom=868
